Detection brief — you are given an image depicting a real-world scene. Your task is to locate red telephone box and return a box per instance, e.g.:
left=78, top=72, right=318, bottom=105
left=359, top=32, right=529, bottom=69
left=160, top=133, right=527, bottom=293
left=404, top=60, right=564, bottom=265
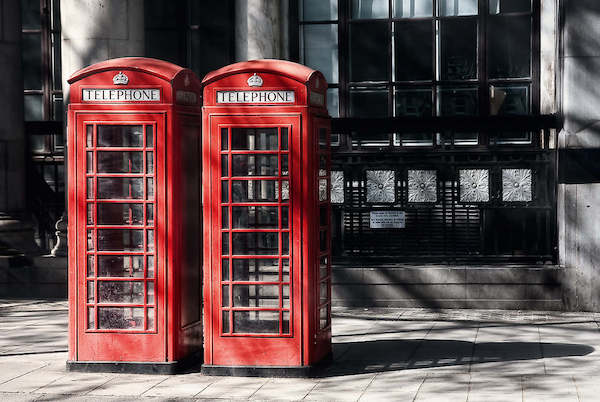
left=66, top=58, right=203, bottom=373
left=201, top=60, right=332, bottom=376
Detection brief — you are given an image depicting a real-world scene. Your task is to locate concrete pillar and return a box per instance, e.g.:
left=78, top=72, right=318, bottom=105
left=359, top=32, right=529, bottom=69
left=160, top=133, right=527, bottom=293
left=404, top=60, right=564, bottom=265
left=559, top=0, right=600, bottom=311
left=0, top=0, right=38, bottom=256
left=235, top=0, right=289, bottom=61
left=55, top=0, right=144, bottom=257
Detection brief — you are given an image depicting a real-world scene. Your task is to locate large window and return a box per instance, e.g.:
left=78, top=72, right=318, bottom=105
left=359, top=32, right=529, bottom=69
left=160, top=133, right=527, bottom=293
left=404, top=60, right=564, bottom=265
left=299, top=0, right=539, bottom=147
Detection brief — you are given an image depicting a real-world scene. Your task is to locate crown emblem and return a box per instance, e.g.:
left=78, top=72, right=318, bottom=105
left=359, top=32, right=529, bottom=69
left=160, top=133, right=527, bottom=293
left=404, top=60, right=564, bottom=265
left=247, top=73, right=263, bottom=87
left=113, top=71, right=129, bottom=85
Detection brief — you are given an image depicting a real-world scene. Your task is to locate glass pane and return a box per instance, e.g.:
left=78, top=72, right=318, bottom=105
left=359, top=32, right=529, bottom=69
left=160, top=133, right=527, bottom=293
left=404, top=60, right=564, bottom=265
left=233, top=311, right=279, bottom=334
left=352, top=0, right=389, bottom=19
left=222, top=232, right=229, bottom=255
left=320, top=281, right=328, bottom=304
left=488, top=15, right=531, bottom=78
left=327, top=88, right=340, bottom=117
left=147, top=256, right=155, bottom=278
left=232, top=232, right=279, bottom=255
left=232, top=206, right=278, bottom=229
left=98, top=281, right=144, bottom=303
left=349, top=22, right=390, bottom=81
left=146, top=126, right=153, bottom=147
left=22, top=0, right=41, bottom=29
left=22, top=34, right=42, bottom=90
left=233, top=258, right=279, bottom=281
left=147, top=282, right=155, bottom=304
left=98, top=255, right=144, bottom=277
left=320, top=306, right=329, bottom=329
left=440, top=0, right=478, bottom=16
left=87, top=178, right=94, bottom=199
left=320, top=230, right=328, bottom=252
left=147, top=308, right=155, bottom=330
left=231, top=128, right=278, bottom=150
left=283, top=285, right=290, bottom=308
left=441, top=19, right=477, bottom=80
left=222, top=310, right=230, bottom=333
left=221, top=155, right=228, bottom=177
left=282, top=180, right=290, bottom=201
left=320, top=256, right=328, bottom=279
left=394, top=0, right=433, bottom=17
left=147, top=178, right=154, bottom=199
left=97, top=152, right=143, bottom=173
left=490, top=0, right=530, bottom=14
left=24, top=94, right=43, bottom=121
left=221, top=127, right=228, bottom=150
left=396, top=88, right=433, bottom=117
left=282, top=259, right=290, bottom=282
left=222, top=181, right=229, bottom=202
left=282, top=207, right=289, bottom=229
left=283, top=311, right=290, bottom=333
left=395, top=21, right=433, bottom=81
left=87, top=281, right=94, bottom=302
left=87, top=204, right=94, bottom=224
left=146, top=204, right=154, bottom=225
left=87, top=307, right=95, bottom=329
left=97, top=126, right=143, bottom=147
left=98, top=307, right=144, bottom=329
left=222, top=285, right=230, bottom=307
left=147, top=230, right=154, bottom=251
left=87, top=255, right=95, bottom=277
left=439, top=88, right=478, bottom=116
left=87, top=126, right=93, bottom=147
left=302, top=24, right=338, bottom=83
left=86, top=152, right=93, bottom=172
left=97, top=203, right=143, bottom=226
left=301, top=0, right=337, bottom=21
left=282, top=232, right=290, bottom=255
left=281, top=155, right=289, bottom=175
left=87, top=230, right=94, bottom=250
left=97, top=177, right=144, bottom=199
left=232, top=155, right=278, bottom=176
left=232, top=180, right=278, bottom=202
left=233, top=285, right=279, bottom=307
left=146, top=152, right=153, bottom=173
left=97, top=229, right=144, bottom=251
left=52, top=95, right=64, bottom=121
left=349, top=88, right=388, bottom=118
left=222, top=259, right=230, bottom=281
left=490, top=85, right=529, bottom=115
left=281, top=128, right=289, bottom=150
left=222, top=207, right=229, bottom=229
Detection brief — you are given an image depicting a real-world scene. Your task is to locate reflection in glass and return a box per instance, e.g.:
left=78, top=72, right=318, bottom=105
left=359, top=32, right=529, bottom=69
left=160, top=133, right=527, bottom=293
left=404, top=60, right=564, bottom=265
left=233, top=259, right=279, bottom=282
left=147, top=256, right=155, bottom=278
left=233, top=285, right=279, bottom=307
left=147, top=178, right=154, bottom=199
left=490, top=0, right=530, bottom=14
left=146, top=152, right=153, bottom=173
left=97, top=203, right=143, bottom=225
left=302, top=24, right=338, bottom=83
left=87, top=255, right=94, bottom=277
left=396, top=89, right=432, bottom=117
left=232, top=232, right=279, bottom=255
left=86, top=126, right=93, bottom=147
left=282, top=232, right=290, bottom=255
left=87, top=281, right=94, bottom=302
left=300, top=0, right=337, bottom=21
left=222, top=311, right=230, bottom=333
left=394, top=0, right=433, bottom=18
left=395, top=21, right=433, bottom=81
left=490, top=85, right=529, bottom=115
left=232, top=155, right=278, bottom=176
left=87, top=230, right=94, bottom=250
left=86, top=152, right=93, bottom=172
left=282, top=206, right=289, bottom=228
left=441, top=19, right=477, bottom=80
left=352, top=0, right=388, bottom=19
left=283, top=311, right=290, bottom=333
left=87, top=307, right=95, bottom=329
left=440, top=0, right=478, bottom=16
left=222, top=181, right=229, bottom=202
left=232, top=180, right=278, bottom=202
left=233, top=311, right=279, bottom=334
left=221, top=155, right=228, bottom=177
left=327, top=88, right=340, bottom=118
left=222, top=259, right=229, bottom=281
left=147, top=282, right=155, bottom=304
left=349, top=88, right=388, bottom=118
left=24, top=94, right=43, bottom=121
left=97, top=229, right=144, bottom=251
left=222, top=232, right=229, bottom=255
left=440, top=88, right=478, bottom=116
left=231, top=128, right=278, bottom=150
left=221, top=127, right=228, bottom=150
left=98, top=281, right=144, bottom=303
left=281, top=155, right=289, bottom=175
left=98, top=307, right=144, bottom=329
left=349, top=22, right=389, bottom=81
left=232, top=206, right=278, bottom=229
left=283, top=259, right=290, bottom=282
left=147, top=204, right=154, bottom=225
left=147, top=230, right=154, bottom=251
left=97, top=152, right=143, bottom=173
left=146, top=126, right=153, bottom=148
left=98, top=255, right=144, bottom=277
left=147, top=308, right=155, bottom=330
left=97, top=125, right=143, bottom=147
left=97, top=177, right=143, bottom=199
left=87, top=204, right=94, bottom=225
left=488, top=15, right=531, bottom=78
left=222, top=207, right=229, bottom=229
left=222, top=285, right=229, bottom=307
left=281, top=127, right=289, bottom=150
left=22, top=34, right=42, bottom=89
left=87, top=178, right=94, bottom=199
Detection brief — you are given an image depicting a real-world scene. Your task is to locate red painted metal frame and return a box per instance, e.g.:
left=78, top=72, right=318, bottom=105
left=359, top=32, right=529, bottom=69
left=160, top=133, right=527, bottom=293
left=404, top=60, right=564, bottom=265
left=202, top=60, right=331, bottom=368
left=67, top=58, right=202, bottom=364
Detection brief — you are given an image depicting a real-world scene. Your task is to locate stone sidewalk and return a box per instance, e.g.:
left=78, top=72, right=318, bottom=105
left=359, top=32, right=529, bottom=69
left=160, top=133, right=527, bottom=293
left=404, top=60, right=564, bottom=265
left=1, top=300, right=600, bottom=401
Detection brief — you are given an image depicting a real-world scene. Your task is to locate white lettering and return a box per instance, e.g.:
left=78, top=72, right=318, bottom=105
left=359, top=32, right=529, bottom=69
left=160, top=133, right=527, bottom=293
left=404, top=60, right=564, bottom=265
left=216, top=90, right=295, bottom=104
left=82, top=89, right=161, bottom=102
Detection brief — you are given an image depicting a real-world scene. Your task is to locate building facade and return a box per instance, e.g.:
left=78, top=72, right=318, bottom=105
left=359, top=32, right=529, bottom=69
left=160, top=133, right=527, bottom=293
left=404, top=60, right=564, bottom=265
left=1, top=0, right=599, bottom=311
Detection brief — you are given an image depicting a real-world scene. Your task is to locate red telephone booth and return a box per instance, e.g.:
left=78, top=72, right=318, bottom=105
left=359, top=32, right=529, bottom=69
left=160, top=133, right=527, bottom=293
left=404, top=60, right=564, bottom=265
left=201, top=60, right=332, bottom=376
left=66, top=58, right=203, bottom=373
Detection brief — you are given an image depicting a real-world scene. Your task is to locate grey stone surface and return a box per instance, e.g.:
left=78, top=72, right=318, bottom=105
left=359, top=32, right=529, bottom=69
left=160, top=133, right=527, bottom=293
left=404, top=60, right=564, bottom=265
left=235, top=0, right=286, bottom=61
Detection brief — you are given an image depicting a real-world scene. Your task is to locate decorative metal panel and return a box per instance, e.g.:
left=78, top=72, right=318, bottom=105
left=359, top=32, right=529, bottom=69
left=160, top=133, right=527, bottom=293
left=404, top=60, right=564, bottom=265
left=319, top=179, right=328, bottom=202
left=330, top=171, right=344, bottom=204
left=502, top=169, right=532, bottom=202
left=366, top=170, right=395, bottom=203
left=408, top=170, right=437, bottom=203
left=459, top=169, right=489, bottom=202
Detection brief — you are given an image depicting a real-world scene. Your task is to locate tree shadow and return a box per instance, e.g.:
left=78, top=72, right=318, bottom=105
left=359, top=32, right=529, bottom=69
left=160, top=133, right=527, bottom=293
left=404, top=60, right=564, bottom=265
left=314, top=339, right=594, bottom=377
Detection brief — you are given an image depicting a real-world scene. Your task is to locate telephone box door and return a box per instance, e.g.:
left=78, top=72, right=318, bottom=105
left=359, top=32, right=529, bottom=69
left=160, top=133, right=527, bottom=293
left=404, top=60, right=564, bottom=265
left=75, top=113, right=165, bottom=361
left=207, top=115, right=302, bottom=366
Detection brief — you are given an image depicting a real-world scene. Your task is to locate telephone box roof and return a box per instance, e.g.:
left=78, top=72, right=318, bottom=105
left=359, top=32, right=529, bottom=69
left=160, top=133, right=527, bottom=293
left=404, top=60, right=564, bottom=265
left=202, top=59, right=320, bottom=86
left=68, top=57, right=189, bottom=84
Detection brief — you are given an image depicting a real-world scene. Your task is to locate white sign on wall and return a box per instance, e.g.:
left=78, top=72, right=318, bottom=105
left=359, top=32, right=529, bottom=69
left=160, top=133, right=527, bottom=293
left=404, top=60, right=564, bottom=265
left=369, top=211, right=406, bottom=229
left=216, top=90, right=295, bottom=104
left=82, top=88, right=161, bottom=102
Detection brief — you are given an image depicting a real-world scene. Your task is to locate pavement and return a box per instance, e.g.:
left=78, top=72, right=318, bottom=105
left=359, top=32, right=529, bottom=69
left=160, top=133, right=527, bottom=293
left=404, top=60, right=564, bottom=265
left=1, top=300, right=600, bottom=401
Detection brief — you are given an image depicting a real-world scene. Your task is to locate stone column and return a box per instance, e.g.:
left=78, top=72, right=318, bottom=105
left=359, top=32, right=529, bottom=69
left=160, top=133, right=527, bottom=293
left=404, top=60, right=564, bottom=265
left=0, top=0, right=39, bottom=256
left=54, top=0, right=145, bottom=256
left=235, top=0, right=289, bottom=61
left=559, top=0, right=600, bottom=311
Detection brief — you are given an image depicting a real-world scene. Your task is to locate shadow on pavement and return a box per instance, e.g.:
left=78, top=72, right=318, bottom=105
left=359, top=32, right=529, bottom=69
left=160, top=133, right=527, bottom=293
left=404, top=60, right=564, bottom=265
left=315, top=339, right=594, bottom=377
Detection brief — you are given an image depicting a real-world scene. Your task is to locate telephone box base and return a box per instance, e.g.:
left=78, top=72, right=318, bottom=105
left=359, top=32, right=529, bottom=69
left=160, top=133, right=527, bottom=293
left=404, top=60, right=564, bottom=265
left=201, top=364, right=311, bottom=378
left=66, top=353, right=201, bottom=375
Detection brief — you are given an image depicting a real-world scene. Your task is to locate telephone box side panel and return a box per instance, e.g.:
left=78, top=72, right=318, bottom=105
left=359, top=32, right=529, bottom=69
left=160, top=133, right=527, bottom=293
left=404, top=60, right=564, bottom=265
left=67, top=107, right=79, bottom=361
